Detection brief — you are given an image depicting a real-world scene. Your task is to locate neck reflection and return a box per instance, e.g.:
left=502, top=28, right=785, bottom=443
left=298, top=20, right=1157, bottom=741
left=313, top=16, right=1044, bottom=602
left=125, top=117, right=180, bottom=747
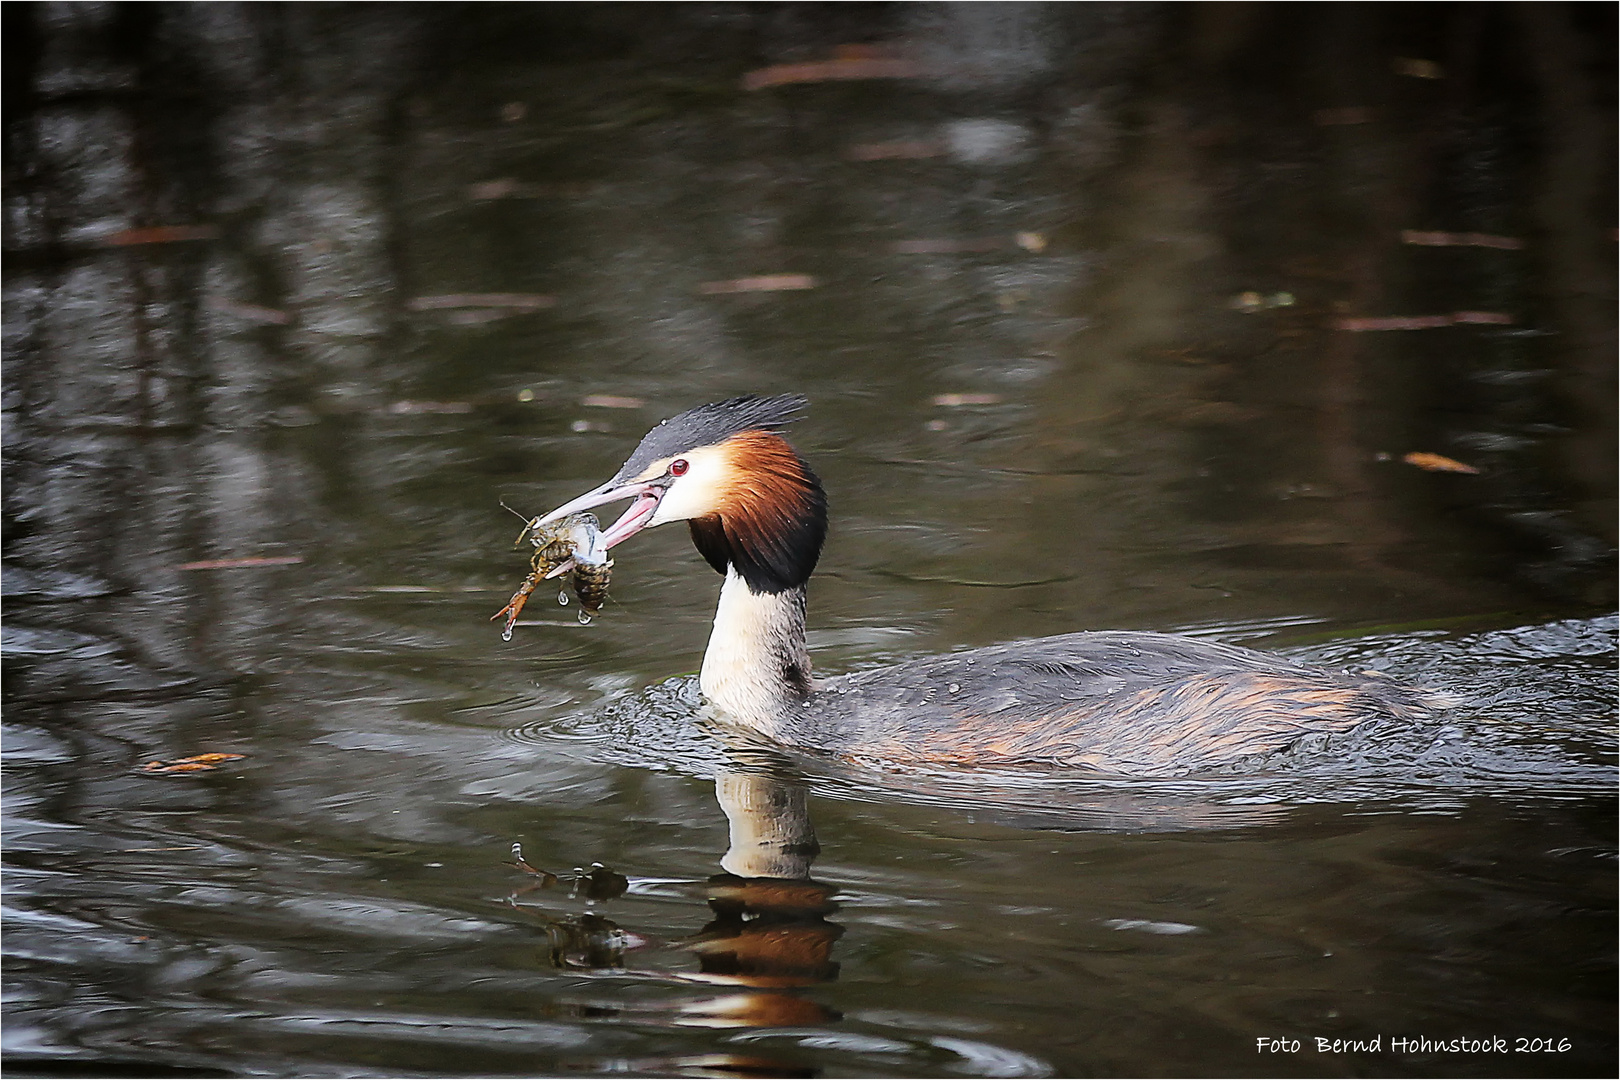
left=687, top=769, right=842, bottom=997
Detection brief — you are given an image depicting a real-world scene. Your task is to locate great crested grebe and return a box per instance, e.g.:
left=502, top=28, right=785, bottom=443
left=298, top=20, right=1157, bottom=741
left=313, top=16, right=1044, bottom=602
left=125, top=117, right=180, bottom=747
left=531, top=395, right=1441, bottom=775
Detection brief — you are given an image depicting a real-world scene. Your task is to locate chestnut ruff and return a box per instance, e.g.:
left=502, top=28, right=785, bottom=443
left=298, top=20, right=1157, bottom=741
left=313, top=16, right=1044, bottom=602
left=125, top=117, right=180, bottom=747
left=689, top=430, right=826, bottom=596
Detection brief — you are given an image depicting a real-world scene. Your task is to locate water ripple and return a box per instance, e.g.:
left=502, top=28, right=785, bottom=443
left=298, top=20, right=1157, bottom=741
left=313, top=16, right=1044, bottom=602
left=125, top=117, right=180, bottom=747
left=500, top=615, right=1618, bottom=830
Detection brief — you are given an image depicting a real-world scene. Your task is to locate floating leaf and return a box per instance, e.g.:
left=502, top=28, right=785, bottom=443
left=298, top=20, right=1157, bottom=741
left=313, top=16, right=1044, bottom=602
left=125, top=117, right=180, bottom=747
left=469, top=178, right=522, bottom=200
left=845, top=140, right=944, bottom=161
left=1400, top=230, right=1522, bottom=250
left=407, top=294, right=554, bottom=311
left=387, top=400, right=473, bottom=414
left=1392, top=57, right=1444, bottom=79
left=467, top=179, right=593, bottom=201
left=1336, top=312, right=1514, bottom=331
left=101, top=225, right=219, bottom=247
left=1231, top=292, right=1295, bottom=313
left=932, top=393, right=1001, bottom=407
left=206, top=298, right=290, bottom=325
left=136, top=753, right=246, bottom=775
left=177, top=556, right=303, bottom=570
left=743, top=47, right=922, bottom=91
left=1402, top=452, right=1482, bottom=475
left=1313, top=106, right=1374, bottom=126
left=892, top=237, right=1004, bottom=254
left=698, top=274, right=816, bottom=294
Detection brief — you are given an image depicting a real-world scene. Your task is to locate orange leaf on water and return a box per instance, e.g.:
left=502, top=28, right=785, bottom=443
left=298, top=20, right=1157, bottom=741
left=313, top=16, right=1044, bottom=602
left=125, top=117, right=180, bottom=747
left=1402, top=452, right=1481, bottom=475
left=136, top=753, right=246, bottom=775
left=742, top=54, right=922, bottom=91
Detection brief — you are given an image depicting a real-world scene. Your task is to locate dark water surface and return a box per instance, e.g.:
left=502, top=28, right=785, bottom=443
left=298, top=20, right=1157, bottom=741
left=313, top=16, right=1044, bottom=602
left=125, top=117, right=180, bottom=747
left=4, top=5, right=1616, bottom=1078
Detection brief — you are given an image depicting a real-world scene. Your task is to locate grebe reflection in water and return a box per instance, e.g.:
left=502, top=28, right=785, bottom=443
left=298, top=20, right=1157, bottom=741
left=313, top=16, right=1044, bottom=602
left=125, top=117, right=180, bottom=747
left=506, top=766, right=842, bottom=1036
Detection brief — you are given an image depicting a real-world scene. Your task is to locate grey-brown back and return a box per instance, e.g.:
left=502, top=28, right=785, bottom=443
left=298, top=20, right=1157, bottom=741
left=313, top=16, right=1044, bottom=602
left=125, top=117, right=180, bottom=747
left=787, top=631, right=1441, bottom=775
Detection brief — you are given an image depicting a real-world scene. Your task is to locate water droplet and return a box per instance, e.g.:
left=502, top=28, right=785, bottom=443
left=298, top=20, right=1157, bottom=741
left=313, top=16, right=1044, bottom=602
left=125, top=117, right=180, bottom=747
left=501, top=626, right=514, bottom=642
left=557, top=589, right=569, bottom=606
left=949, top=683, right=960, bottom=693
left=577, top=610, right=592, bottom=625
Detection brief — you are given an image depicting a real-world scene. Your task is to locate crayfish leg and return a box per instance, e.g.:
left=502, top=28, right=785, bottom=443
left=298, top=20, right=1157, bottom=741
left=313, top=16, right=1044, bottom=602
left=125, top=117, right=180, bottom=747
left=493, top=572, right=543, bottom=640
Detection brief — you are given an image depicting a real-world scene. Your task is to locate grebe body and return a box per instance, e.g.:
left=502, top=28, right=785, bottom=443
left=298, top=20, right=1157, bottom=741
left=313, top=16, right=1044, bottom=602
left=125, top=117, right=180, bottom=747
left=531, top=395, right=1438, bottom=775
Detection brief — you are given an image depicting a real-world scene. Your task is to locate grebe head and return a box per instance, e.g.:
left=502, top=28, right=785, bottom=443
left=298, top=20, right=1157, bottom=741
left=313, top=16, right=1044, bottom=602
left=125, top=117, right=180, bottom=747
left=533, top=395, right=827, bottom=594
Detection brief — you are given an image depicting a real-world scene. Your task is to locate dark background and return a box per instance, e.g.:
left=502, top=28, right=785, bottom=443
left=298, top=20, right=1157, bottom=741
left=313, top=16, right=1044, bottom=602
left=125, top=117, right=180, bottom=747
left=4, top=4, right=1615, bottom=1078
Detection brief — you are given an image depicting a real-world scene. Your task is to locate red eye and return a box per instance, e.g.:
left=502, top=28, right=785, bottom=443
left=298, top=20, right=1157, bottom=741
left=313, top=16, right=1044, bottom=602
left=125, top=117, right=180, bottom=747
left=670, top=458, right=689, bottom=477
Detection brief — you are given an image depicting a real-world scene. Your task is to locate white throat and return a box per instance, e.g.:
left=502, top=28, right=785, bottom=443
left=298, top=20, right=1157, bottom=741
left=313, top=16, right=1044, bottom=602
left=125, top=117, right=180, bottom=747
left=699, top=568, right=812, bottom=736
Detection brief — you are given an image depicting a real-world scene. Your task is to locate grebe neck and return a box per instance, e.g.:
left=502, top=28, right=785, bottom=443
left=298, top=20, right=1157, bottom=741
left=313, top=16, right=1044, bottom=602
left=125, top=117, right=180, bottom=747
left=700, top=568, right=812, bottom=736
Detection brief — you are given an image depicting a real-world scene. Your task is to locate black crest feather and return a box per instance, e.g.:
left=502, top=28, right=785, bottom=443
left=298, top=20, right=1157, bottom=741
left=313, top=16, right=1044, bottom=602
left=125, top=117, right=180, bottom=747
left=614, top=394, right=807, bottom=483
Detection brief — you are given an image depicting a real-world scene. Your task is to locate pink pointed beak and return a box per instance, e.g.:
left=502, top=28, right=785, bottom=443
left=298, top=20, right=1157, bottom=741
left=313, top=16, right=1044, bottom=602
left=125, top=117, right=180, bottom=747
left=531, top=477, right=667, bottom=561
